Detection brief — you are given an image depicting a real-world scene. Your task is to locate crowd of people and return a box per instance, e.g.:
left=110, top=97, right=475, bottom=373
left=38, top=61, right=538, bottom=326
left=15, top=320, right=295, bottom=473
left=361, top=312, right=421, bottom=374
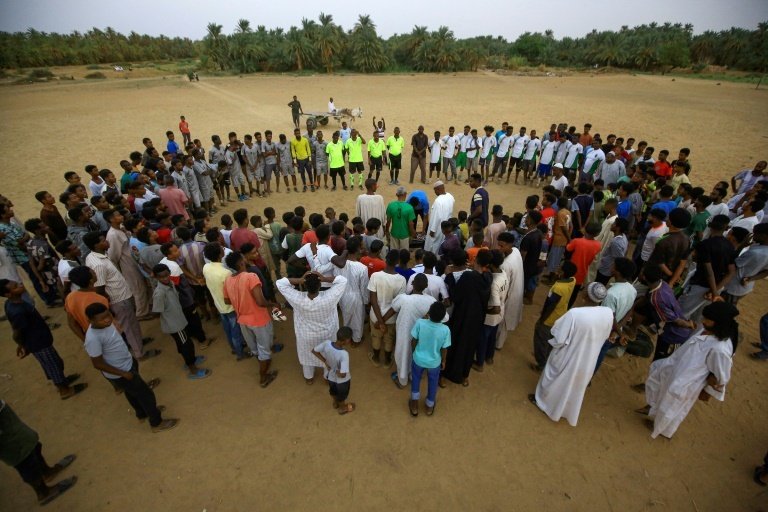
left=2, top=112, right=768, bottom=504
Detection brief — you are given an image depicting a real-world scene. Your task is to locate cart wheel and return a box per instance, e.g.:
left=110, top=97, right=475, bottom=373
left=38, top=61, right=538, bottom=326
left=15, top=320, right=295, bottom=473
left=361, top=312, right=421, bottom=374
left=319, top=117, right=329, bottom=126
left=306, top=117, right=317, bottom=130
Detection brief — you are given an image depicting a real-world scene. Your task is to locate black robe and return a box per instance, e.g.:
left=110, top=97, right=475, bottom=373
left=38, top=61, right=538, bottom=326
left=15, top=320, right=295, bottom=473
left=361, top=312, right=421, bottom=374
left=442, top=269, right=492, bottom=383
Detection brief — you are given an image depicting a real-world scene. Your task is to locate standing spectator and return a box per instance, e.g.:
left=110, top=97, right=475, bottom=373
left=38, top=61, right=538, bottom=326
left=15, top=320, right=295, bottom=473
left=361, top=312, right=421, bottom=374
left=277, top=272, right=347, bottom=383
left=1, top=279, right=87, bottom=400
left=0, top=401, right=78, bottom=505
left=287, top=95, right=303, bottom=130
left=83, top=232, right=156, bottom=361
left=83, top=303, right=178, bottom=432
left=409, top=125, right=429, bottom=184
left=385, top=186, right=416, bottom=251
left=178, top=115, right=192, bottom=146
left=409, top=302, right=451, bottom=417
left=152, top=264, right=211, bottom=380
left=312, top=326, right=355, bottom=415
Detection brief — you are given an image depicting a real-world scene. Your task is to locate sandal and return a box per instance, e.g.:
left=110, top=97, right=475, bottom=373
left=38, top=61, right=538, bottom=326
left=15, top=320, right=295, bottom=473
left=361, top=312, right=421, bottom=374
left=391, top=372, right=405, bottom=389
left=43, top=454, right=77, bottom=482
left=528, top=393, right=537, bottom=405
left=271, top=307, right=288, bottom=321
left=199, top=338, right=216, bottom=350
left=138, top=349, right=161, bottom=361
left=188, top=368, right=211, bottom=380
left=305, top=377, right=314, bottom=385
left=462, top=379, right=470, bottom=387
left=260, top=370, right=278, bottom=388
left=148, top=378, right=161, bottom=389
left=408, top=399, right=419, bottom=417
left=38, top=476, right=77, bottom=506
left=338, top=403, right=355, bottom=415
left=60, top=383, right=88, bottom=400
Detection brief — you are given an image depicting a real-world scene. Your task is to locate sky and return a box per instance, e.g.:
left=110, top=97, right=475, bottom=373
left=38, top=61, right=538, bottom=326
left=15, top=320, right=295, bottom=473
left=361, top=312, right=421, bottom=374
left=0, top=0, right=766, bottom=41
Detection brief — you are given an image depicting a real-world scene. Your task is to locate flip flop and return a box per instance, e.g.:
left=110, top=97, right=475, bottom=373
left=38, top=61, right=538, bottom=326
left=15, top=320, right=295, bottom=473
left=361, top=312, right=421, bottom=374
left=138, top=349, right=161, bottom=361
left=199, top=338, right=216, bottom=350
left=61, top=383, right=88, bottom=400
left=271, top=343, right=284, bottom=353
left=260, top=370, right=278, bottom=388
left=147, top=378, right=161, bottom=389
left=38, top=476, right=77, bottom=506
left=271, top=308, right=288, bottom=321
left=43, top=454, right=77, bottom=482
left=188, top=368, right=211, bottom=380
left=338, top=403, right=355, bottom=415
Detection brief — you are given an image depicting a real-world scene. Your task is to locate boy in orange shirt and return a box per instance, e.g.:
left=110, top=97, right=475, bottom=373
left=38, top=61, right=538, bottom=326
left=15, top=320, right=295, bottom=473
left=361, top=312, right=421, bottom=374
left=466, top=233, right=488, bottom=265
left=565, top=222, right=602, bottom=308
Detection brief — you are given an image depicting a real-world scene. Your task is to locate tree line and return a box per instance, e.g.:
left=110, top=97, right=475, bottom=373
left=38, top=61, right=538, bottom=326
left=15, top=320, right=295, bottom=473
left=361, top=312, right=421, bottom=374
left=1, top=17, right=765, bottom=74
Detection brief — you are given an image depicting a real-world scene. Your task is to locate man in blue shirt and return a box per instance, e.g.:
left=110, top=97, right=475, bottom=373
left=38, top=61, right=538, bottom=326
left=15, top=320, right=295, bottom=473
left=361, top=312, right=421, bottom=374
left=166, top=131, right=181, bottom=155
left=468, top=173, right=489, bottom=227
left=407, top=190, right=430, bottom=233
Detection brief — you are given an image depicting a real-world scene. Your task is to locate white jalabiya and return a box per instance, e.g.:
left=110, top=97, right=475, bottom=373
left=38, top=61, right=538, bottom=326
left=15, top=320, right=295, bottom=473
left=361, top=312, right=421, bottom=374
left=645, top=332, right=733, bottom=439
left=587, top=213, right=617, bottom=283
left=424, top=192, right=455, bottom=253
left=389, top=293, right=436, bottom=387
left=333, top=261, right=369, bottom=344
left=495, top=248, right=525, bottom=349
left=277, top=276, right=347, bottom=372
left=355, top=194, right=386, bottom=238
left=535, top=306, right=613, bottom=426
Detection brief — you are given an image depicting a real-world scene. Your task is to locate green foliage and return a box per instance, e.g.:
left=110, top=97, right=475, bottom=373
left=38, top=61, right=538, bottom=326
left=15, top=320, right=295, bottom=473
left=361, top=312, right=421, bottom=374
left=506, top=56, right=528, bottom=70
left=28, top=68, right=54, bottom=79
left=0, top=28, right=197, bottom=68
left=1, top=20, right=765, bottom=75
left=84, top=71, right=106, bottom=79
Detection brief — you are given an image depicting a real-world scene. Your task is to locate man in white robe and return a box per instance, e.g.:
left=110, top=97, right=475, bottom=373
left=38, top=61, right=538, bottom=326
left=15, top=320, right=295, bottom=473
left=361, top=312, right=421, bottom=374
left=530, top=283, right=614, bottom=427
left=495, top=232, right=525, bottom=349
left=332, top=238, right=369, bottom=346
left=355, top=178, right=386, bottom=238
left=643, top=331, right=733, bottom=439
left=424, top=181, right=455, bottom=253
left=276, top=273, right=347, bottom=382
left=382, top=274, right=436, bottom=388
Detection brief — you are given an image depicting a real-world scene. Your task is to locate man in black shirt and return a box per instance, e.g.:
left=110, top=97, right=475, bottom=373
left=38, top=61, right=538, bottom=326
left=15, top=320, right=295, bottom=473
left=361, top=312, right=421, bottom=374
left=287, top=96, right=303, bottom=130
left=679, top=215, right=735, bottom=321
left=519, top=210, right=544, bottom=304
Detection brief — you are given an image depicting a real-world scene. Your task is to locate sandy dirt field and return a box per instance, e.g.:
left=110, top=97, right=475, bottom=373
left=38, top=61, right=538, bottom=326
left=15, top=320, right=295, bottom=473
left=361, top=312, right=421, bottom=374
left=0, top=71, right=766, bottom=511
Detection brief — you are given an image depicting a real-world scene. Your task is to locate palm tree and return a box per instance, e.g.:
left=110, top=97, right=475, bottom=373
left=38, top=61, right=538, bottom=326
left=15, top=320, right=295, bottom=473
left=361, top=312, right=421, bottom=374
left=316, top=13, right=343, bottom=73
left=205, top=22, right=229, bottom=70
left=236, top=19, right=251, bottom=34
left=285, top=26, right=312, bottom=71
left=349, top=14, right=388, bottom=72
